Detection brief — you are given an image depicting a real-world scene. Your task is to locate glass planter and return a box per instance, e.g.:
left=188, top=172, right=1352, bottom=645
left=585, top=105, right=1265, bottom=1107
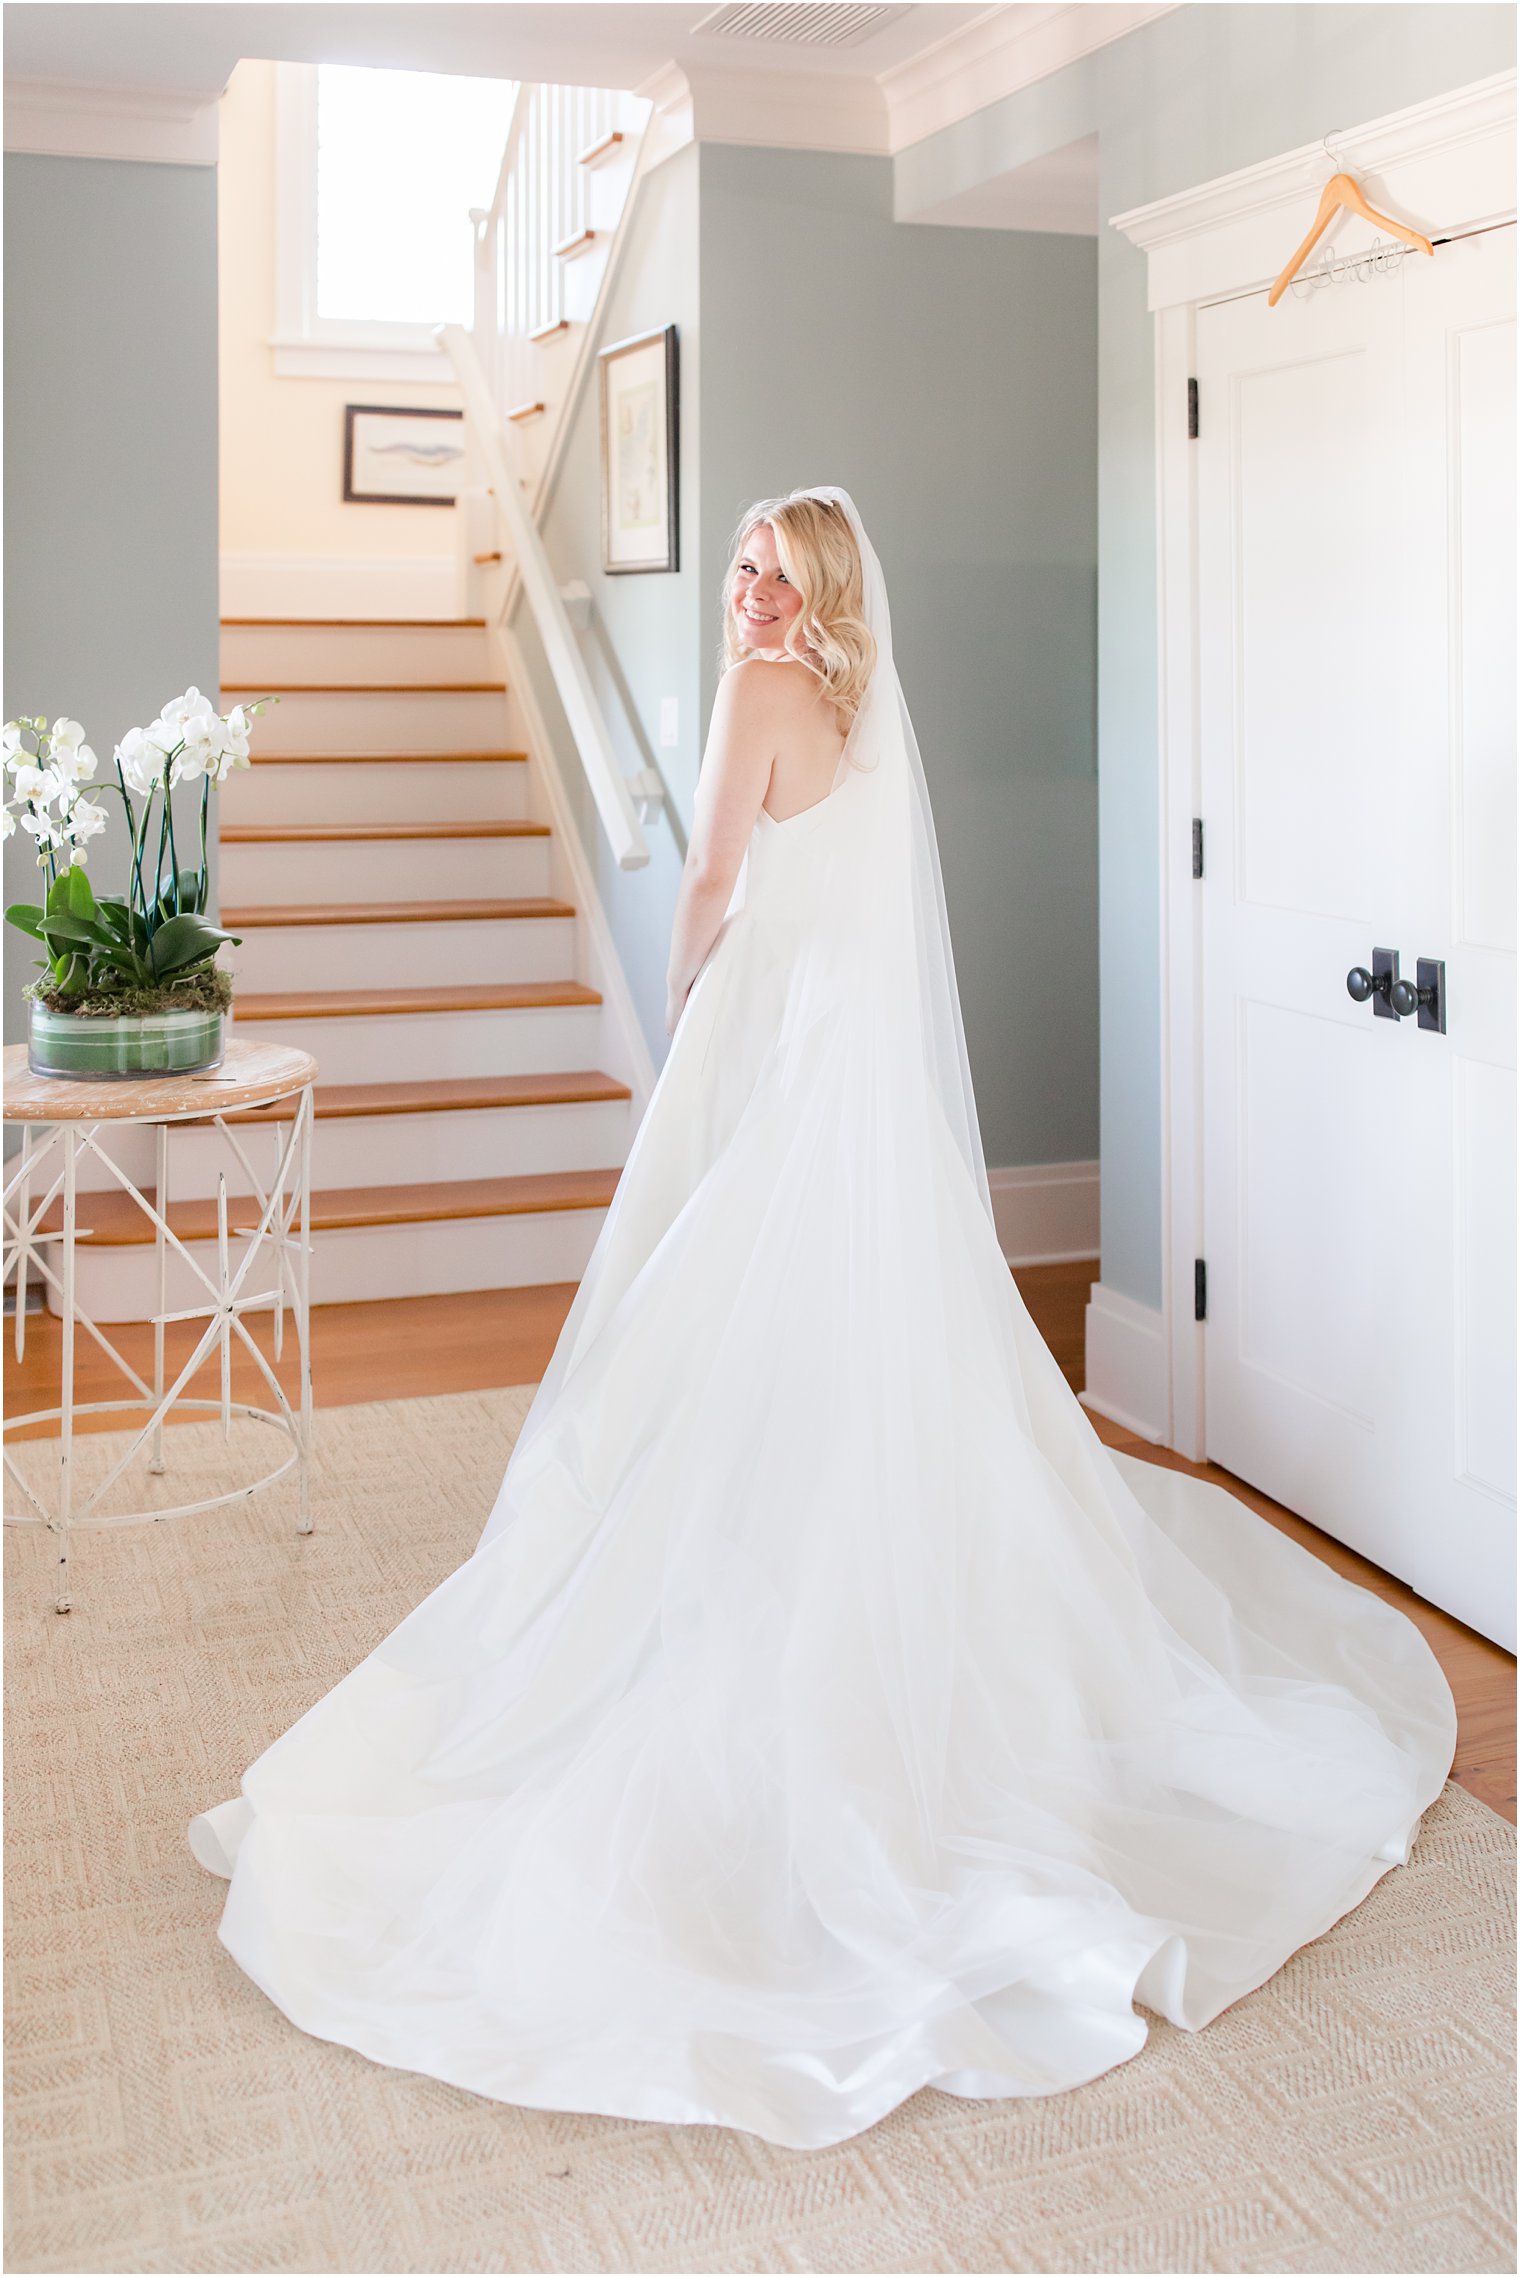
left=27, top=1000, right=226, bottom=1080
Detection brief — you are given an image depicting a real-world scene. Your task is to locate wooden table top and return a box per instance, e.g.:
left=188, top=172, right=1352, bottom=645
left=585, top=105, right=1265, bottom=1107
left=2, top=1040, right=318, bottom=1124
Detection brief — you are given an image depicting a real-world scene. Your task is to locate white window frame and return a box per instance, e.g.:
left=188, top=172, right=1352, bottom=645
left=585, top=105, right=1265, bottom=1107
left=270, top=61, right=456, bottom=382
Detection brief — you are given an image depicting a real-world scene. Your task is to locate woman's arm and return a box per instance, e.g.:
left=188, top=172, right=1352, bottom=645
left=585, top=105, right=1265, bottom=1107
left=664, top=665, right=786, bottom=1036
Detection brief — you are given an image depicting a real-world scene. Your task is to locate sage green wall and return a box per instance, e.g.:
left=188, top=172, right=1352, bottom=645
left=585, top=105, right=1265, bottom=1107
left=3, top=153, right=221, bottom=1053
left=519, top=137, right=1100, bottom=1157
left=897, top=4, right=1516, bottom=1311
left=698, top=142, right=1099, bottom=1174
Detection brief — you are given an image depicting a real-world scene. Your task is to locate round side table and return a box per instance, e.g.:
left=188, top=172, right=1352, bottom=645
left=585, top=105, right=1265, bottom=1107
left=3, top=1039, right=317, bottom=1611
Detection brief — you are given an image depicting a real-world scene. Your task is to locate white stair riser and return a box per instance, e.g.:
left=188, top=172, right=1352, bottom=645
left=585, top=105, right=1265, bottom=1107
left=560, top=244, right=614, bottom=327
left=230, top=1004, right=603, bottom=1084
left=222, top=623, right=495, bottom=686
left=71, top=1099, right=632, bottom=1199
left=219, top=836, right=551, bottom=902
left=229, top=916, right=577, bottom=992
left=47, top=1206, right=608, bottom=1321
left=232, top=690, right=512, bottom=756
left=221, top=759, right=531, bottom=828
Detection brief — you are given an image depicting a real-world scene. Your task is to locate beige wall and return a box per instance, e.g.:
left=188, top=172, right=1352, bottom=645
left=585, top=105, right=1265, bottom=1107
left=218, top=58, right=463, bottom=607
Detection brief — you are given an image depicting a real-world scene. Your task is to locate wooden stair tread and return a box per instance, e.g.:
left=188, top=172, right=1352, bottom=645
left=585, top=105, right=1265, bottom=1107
left=246, top=750, right=528, bottom=765
left=46, top=1168, right=621, bottom=1246
left=234, top=980, right=601, bottom=1020
left=221, top=681, right=507, bottom=695
left=222, top=897, right=575, bottom=929
left=223, top=1071, right=631, bottom=1121
left=221, top=820, right=548, bottom=842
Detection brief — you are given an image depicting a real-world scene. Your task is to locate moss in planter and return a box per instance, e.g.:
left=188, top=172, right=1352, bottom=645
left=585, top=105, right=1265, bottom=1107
left=25, top=967, right=235, bottom=1019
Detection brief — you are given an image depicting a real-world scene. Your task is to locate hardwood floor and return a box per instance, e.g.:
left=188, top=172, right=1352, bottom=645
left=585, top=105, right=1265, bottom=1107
left=7, top=1259, right=1513, bottom=1821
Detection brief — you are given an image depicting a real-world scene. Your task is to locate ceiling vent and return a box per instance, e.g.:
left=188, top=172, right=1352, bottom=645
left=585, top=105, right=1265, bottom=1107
left=692, top=3, right=909, bottom=48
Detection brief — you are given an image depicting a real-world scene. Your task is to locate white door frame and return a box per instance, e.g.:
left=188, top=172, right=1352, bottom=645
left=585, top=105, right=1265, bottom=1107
left=1108, top=68, right=1517, bottom=1462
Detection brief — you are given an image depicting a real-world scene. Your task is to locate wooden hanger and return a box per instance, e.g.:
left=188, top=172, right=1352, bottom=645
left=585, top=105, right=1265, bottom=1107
left=1269, top=166, right=1434, bottom=306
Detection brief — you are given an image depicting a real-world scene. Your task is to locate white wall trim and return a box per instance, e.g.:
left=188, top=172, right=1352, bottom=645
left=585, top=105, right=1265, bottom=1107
left=880, top=3, right=1178, bottom=156
left=989, top=1159, right=1099, bottom=1267
left=1110, top=66, right=1517, bottom=309
left=3, top=74, right=221, bottom=166
left=631, top=61, right=696, bottom=170
left=1080, top=1282, right=1168, bottom=1443
left=665, top=60, right=890, bottom=155
left=1107, top=69, right=1516, bottom=1465
left=1151, top=294, right=1203, bottom=1462
left=268, top=338, right=456, bottom=383
left=220, top=550, right=463, bottom=621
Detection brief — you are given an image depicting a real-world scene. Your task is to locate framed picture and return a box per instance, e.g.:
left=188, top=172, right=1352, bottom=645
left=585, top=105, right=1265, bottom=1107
left=598, top=325, right=679, bottom=573
left=343, top=403, right=466, bottom=506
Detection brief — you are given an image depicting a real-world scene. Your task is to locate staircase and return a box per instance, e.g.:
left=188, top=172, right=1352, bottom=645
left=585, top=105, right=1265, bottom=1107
left=49, top=77, right=671, bottom=1322
left=58, top=618, right=642, bottom=1322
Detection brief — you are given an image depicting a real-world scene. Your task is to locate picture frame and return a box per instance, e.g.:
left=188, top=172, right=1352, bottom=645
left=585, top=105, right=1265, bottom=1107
left=342, top=403, right=466, bottom=507
left=598, top=325, right=679, bottom=573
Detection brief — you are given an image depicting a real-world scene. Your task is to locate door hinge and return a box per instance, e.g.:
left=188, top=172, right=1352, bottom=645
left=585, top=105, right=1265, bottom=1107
left=1191, top=817, right=1204, bottom=878
left=1194, top=1258, right=1207, bottom=1321
left=1187, top=377, right=1199, bottom=440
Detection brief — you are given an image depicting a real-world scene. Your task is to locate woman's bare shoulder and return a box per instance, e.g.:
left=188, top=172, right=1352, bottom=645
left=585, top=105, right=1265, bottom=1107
left=727, top=656, right=825, bottom=707
left=717, top=657, right=800, bottom=718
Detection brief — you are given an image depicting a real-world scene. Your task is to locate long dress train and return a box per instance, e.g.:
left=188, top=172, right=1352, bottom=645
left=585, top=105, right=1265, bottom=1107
left=191, top=493, right=1456, bottom=2154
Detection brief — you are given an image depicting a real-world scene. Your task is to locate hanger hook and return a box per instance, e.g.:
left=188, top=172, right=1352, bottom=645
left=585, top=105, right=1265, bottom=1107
left=1318, top=127, right=1350, bottom=182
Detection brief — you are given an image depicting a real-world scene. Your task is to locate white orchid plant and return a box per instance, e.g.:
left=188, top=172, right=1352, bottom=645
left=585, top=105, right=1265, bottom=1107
left=4, top=688, right=274, bottom=1013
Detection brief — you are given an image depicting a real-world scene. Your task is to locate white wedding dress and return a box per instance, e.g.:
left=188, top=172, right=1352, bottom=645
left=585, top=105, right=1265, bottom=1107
left=192, top=487, right=1456, bottom=2152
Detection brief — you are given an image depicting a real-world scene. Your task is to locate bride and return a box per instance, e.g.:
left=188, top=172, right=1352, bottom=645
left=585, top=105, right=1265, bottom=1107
left=191, top=484, right=1456, bottom=2152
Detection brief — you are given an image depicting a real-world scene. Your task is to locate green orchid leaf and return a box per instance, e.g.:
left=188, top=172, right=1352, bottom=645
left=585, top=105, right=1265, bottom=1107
left=97, top=946, right=156, bottom=985
left=38, top=913, right=106, bottom=948
left=63, top=865, right=97, bottom=919
left=5, top=903, right=45, bottom=940
left=148, top=913, right=238, bottom=978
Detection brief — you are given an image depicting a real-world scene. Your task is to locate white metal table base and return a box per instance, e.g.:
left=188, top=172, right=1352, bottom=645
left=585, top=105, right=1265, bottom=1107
left=4, top=1087, right=314, bottom=1612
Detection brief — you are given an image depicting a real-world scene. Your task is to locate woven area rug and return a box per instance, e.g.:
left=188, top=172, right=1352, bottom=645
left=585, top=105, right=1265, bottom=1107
left=6, top=1391, right=1515, bottom=2276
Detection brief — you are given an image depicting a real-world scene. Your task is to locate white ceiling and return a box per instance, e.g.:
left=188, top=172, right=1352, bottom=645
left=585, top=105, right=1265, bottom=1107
left=5, top=3, right=1175, bottom=189
left=2, top=1, right=996, bottom=104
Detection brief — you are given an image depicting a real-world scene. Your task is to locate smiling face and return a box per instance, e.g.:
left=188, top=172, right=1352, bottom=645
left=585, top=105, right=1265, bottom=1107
left=729, top=522, right=805, bottom=656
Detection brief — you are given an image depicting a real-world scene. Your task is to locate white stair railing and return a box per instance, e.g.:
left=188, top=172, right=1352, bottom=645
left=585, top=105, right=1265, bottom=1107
left=495, top=84, right=625, bottom=408
left=440, top=322, right=651, bottom=871
left=472, top=82, right=651, bottom=494
left=441, top=79, right=663, bottom=873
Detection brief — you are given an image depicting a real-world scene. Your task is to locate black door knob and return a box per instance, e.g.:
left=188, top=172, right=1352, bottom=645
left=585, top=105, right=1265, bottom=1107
left=1346, top=948, right=1402, bottom=1020
left=1391, top=959, right=1447, bottom=1032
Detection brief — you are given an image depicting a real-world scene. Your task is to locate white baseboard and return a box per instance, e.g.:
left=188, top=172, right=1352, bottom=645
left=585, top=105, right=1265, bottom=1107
left=988, top=1159, right=1099, bottom=1266
left=1080, top=1280, right=1168, bottom=1442
left=220, top=551, right=463, bottom=620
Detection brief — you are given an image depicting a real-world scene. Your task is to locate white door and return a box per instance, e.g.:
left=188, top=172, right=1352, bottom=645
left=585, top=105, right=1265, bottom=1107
left=1196, top=223, right=1516, bottom=1648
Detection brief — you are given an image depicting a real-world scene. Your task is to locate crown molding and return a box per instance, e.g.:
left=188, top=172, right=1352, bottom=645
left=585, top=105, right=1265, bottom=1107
left=670, top=60, right=890, bottom=155
left=880, top=1, right=1178, bottom=154
left=1110, top=66, right=1516, bottom=309
left=4, top=74, right=221, bottom=166
left=632, top=60, right=697, bottom=169
left=629, top=3, right=1170, bottom=166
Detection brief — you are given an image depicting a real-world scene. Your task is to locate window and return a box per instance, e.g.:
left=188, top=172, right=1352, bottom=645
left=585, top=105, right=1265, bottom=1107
left=273, top=62, right=514, bottom=379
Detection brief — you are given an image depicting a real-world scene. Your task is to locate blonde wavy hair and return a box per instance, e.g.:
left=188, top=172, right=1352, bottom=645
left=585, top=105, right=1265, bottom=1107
left=718, top=491, right=877, bottom=724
